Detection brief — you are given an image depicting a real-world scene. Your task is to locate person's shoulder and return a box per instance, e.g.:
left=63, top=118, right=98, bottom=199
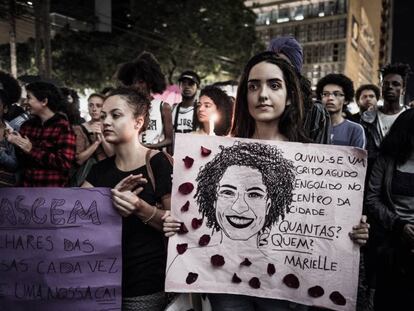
left=46, top=113, right=70, bottom=126
left=20, top=115, right=39, bottom=127
left=149, top=150, right=173, bottom=167
left=151, top=98, right=163, bottom=107
left=344, top=119, right=364, bottom=132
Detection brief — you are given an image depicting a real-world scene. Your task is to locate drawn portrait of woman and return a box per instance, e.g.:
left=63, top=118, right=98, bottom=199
left=195, top=141, right=295, bottom=243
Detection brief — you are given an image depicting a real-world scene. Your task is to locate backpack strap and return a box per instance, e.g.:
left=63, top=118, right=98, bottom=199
left=173, top=102, right=181, bottom=132
left=145, top=149, right=156, bottom=192
left=145, top=148, right=174, bottom=192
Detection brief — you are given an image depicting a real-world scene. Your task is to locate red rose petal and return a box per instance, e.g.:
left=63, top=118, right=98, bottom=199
left=178, top=182, right=194, bottom=195
left=186, top=272, right=198, bottom=284
left=201, top=146, right=211, bottom=156
left=232, top=273, right=242, bottom=283
left=267, top=263, right=276, bottom=276
left=181, top=201, right=190, bottom=212
left=283, top=273, right=300, bottom=289
left=308, top=286, right=324, bottom=298
left=329, top=291, right=346, bottom=306
left=211, top=254, right=225, bottom=267
left=177, top=223, right=189, bottom=234
left=198, top=234, right=211, bottom=246
left=183, top=156, right=194, bottom=168
left=248, top=277, right=261, bottom=289
left=176, top=243, right=188, bottom=255
left=191, top=218, right=203, bottom=229
left=240, top=258, right=252, bottom=266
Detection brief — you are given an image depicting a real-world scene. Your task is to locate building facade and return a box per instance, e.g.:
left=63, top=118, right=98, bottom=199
left=245, top=0, right=392, bottom=88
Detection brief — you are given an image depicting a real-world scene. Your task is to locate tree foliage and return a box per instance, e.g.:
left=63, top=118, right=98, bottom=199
left=0, top=0, right=262, bottom=89
left=129, top=0, right=262, bottom=82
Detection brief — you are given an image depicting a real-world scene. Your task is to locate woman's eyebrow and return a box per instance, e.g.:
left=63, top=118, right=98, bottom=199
left=248, top=78, right=282, bottom=83
left=220, top=184, right=237, bottom=190
left=246, top=186, right=265, bottom=192
left=268, top=78, right=282, bottom=83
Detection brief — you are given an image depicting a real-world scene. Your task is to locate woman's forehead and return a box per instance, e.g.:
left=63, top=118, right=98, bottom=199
left=103, top=95, right=130, bottom=111
left=248, top=61, right=284, bottom=81
left=219, top=165, right=264, bottom=185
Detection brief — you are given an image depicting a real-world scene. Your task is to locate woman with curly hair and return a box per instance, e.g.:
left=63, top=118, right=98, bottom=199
left=115, top=51, right=173, bottom=153
left=194, top=85, right=234, bottom=136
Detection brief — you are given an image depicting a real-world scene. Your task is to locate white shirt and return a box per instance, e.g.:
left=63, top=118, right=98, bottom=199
left=378, top=108, right=405, bottom=137
left=140, top=98, right=165, bottom=145
left=172, top=104, right=196, bottom=133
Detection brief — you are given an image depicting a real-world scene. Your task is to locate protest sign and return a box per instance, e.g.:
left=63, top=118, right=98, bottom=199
left=166, top=134, right=367, bottom=311
left=0, top=187, right=122, bottom=311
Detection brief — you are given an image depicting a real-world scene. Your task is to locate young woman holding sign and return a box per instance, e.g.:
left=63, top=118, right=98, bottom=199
left=163, top=52, right=369, bottom=311
left=82, top=87, right=172, bottom=311
left=193, top=85, right=234, bottom=136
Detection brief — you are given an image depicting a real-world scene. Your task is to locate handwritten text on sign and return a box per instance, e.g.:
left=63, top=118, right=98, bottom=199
left=0, top=187, right=122, bottom=311
left=166, top=134, right=367, bottom=311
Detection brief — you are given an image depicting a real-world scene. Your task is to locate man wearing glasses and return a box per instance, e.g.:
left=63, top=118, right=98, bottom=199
left=316, top=73, right=365, bottom=148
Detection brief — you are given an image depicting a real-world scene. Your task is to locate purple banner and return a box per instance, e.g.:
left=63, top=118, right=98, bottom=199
left=0, top=188, right=122, bottom=311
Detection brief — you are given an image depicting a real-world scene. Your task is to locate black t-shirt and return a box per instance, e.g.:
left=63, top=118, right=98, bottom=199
left=86, top=152, right=172, bottom=297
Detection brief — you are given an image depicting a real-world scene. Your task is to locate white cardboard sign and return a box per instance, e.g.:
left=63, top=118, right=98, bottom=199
left=166, top=134, right=367, bottom=311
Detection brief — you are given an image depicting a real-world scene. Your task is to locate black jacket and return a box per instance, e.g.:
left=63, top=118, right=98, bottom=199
left=365, top=155, right=408, bottom=238
left=360, top=110, right=382, bottom=161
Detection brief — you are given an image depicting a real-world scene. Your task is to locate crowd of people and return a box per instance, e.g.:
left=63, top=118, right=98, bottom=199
left=0, top=35, right=413, bottom=311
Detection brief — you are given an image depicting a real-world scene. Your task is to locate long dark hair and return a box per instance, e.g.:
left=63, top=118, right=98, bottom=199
left=231, top=51, right=308, bottom=142
left=198, top=85, right=234, bottom=136
left=380, top=108, right=414, bottom=165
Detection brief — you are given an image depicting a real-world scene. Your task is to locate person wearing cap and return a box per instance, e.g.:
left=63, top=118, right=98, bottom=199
left=172, top=70, right=200, bottom=134
left=267, top=36, right=331, bottom=144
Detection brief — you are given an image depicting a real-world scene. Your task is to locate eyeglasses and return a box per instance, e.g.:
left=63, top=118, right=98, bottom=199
left=321, top=91, right=345, bottom=98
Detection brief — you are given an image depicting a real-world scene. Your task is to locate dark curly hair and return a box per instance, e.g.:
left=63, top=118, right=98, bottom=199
left=380, top=109, right=414, bottom=165
left=0, top=71, right=22, bottom=108
left=115, top=51, right=166, bottom=94
left=355, top=84, right=380, bottom=101
left=107, top=87, right=150, bottom=133
left=26, top=82, right=64, bottom=113
left=197, top=85, right=234, bottom=136
left=380, top=63, right=411, bottom=87
left=60, top=87, right=82, bottom=125
left=195, top=141, right=295, bottom=232
left=316, top=73, right=355, bottom=103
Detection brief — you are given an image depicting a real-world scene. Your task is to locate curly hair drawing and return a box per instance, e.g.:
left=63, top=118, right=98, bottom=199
left=194, top=141, right=295, bottom=232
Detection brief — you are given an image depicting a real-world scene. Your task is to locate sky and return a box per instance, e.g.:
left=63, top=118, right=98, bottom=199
left=392, top=1, right=414, bottom=101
